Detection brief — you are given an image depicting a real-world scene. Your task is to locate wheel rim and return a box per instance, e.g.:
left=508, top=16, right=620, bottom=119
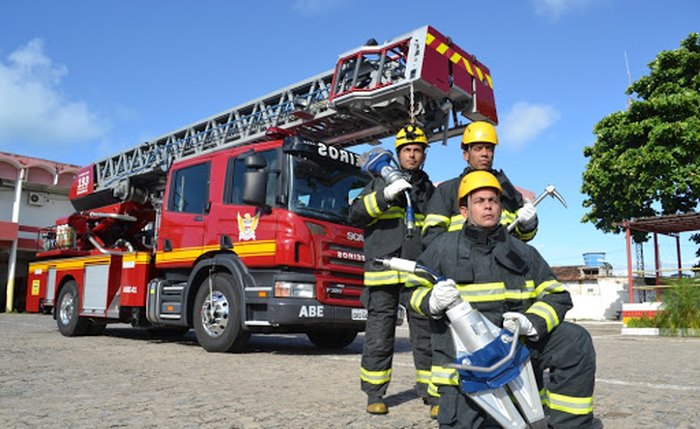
left=200, top=291, right=229, bottom=337
left=59, top=291, right=75, bottom=326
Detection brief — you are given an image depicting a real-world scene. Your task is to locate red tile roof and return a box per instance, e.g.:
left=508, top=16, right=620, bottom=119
left=0, top=152, right=80, bottom=187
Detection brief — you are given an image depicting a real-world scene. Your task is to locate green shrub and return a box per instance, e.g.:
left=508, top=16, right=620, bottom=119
left=654, top=279, right=700, bottom=336
left=626, top=316, right=659, bottom=328
left=624, top=280, right=700, bottom=335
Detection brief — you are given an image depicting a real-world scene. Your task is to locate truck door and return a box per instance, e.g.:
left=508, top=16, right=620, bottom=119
left=158, top=161, right=211, bottom=267
left=212, top=149, right=279, bottom=259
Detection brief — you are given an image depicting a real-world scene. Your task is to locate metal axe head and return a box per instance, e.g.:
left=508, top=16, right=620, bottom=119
left=544, top=185, right=567, bottom=208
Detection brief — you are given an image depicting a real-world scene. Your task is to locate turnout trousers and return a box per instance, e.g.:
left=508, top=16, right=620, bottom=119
left=437, top=322, right=596, bottom=429
left=360, top=284, right=435, bottom=404
left=360, top=284, right=401, bottom=401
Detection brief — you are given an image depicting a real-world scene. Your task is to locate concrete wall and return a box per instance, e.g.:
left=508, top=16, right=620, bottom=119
left=0, top=187, right=74, bottom=229
left=563, top=277, right=628, bottom=321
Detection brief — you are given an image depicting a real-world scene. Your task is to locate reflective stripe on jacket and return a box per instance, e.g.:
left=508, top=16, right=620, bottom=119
left=421, top=167, right=536, bottom=247
left=349, top=169, right=434, bottom=286
left=409, top=224, right=571, bottom=385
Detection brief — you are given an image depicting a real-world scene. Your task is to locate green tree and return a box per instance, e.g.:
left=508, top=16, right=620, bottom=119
left=581, top=33, right=700, bottom=244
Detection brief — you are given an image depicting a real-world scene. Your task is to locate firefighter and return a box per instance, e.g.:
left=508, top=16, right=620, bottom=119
left=407, top=170, right=596, bottom=428
left=422, top=121, right=538, bottom=248
left=349, top=125, right=435, bottom=415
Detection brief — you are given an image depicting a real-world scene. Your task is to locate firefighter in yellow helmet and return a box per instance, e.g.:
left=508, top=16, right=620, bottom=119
left=422, top=121, right=538, bottom=248
left=349, top=124, right=436, bottom=415
left=407, top=170, right=596, bottom=428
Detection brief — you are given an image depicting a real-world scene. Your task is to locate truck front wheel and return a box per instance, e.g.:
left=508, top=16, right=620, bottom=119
left=307, top=329, right=358, bottom=349
left=193, top=273, right=249, bottom=352
left=56, top=281, right=89, bottom=336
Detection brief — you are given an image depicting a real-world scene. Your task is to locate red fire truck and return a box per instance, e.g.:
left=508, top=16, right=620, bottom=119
left=25, top=26, right=497, bottom=352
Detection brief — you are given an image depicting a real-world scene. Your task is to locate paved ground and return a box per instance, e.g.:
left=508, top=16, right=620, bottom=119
left=1, top=313, right=699, bottom=428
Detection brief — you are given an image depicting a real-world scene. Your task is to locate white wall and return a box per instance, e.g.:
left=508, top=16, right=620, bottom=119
left=0, top=186, right=74, bottom=227
left=563, top=277, right=628, bottom=321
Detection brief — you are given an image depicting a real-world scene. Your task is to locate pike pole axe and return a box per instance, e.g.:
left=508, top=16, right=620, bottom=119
left=508, top=185, right=567, bottom=232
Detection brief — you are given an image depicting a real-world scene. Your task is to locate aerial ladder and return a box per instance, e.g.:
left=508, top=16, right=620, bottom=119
left=74, top=25, right=497, bottom=212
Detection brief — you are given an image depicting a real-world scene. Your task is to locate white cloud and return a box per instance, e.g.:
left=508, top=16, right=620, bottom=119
left=500, top=101, right=561, bottom=148
left=532, top=0, right=590, bottom=21
left=0, top=39, right=108, bottom=147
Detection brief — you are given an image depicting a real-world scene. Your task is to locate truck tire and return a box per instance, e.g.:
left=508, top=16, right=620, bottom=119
left=307, top=329, right=358, bottom=349
left=193, top=272, right=249, bottom=352
left=56, top=281, right=90, bottom=336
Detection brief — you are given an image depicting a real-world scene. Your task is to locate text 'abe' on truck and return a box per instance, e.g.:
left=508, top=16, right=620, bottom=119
left=25, top=26, right=497, bottom=352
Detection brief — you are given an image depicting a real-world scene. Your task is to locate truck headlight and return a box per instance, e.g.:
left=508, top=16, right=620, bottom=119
left=274, top=281, right=315, bottom=298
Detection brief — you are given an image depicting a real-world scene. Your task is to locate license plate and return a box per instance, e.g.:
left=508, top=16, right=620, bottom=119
left=352, top=308, right=368, bottom=321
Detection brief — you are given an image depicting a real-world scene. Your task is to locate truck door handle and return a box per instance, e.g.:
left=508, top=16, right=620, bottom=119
left=193, top=215, right=203, bottom=222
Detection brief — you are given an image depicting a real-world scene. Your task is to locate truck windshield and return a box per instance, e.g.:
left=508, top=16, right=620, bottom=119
left=289, top=156, right=368, bottom=224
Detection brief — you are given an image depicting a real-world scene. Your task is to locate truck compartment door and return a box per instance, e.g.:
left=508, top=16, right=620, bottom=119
left=82, top=263, right=110, bottom=315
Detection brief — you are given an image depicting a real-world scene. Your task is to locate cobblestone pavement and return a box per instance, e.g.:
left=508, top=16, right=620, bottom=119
left=1, top=313, right=699, bottom=428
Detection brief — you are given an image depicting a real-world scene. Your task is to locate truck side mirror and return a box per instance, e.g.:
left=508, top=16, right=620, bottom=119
left=243, top=154, right=269, bottom=208
left=245, top=153, right=267, bottom=169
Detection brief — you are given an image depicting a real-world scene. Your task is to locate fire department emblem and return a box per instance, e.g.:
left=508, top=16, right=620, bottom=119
left=237, top=211, right=260, bottom=241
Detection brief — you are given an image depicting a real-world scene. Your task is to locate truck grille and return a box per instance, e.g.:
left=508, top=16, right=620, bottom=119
left=327, top=244, right=365, bottom=269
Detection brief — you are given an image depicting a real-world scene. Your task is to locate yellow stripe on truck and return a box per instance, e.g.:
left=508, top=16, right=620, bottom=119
left=424, top=31, right=493, bottom=89
left=156, top=240, right=276, bottom=263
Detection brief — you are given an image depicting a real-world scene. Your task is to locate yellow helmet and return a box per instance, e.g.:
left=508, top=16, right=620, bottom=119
left=395, top=125, right=428, bottom=150
left=458, top=171, right=502, bottom=200
left=461, top=121, right=498, bottom=149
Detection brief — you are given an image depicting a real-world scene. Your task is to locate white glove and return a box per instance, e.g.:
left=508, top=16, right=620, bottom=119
left=428, top=279, right=459, bottom=317
left=503, top=312, right=539, bottom=339
left=516, top=202, right=537, bottom=230
left=383, top=178, right=411, bottom=201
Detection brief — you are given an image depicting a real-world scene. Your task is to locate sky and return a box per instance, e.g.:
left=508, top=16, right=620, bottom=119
left=1, top=0, right=698, bottom=275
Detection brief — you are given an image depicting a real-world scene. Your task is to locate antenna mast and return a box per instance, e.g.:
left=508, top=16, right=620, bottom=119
left=624, top=51, right=633, bottom=110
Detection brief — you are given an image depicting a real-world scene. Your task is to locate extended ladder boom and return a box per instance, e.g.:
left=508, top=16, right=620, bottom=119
left=84, top=26, right=497, bottom=197
left=95, top=71, right=336, bottom=190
